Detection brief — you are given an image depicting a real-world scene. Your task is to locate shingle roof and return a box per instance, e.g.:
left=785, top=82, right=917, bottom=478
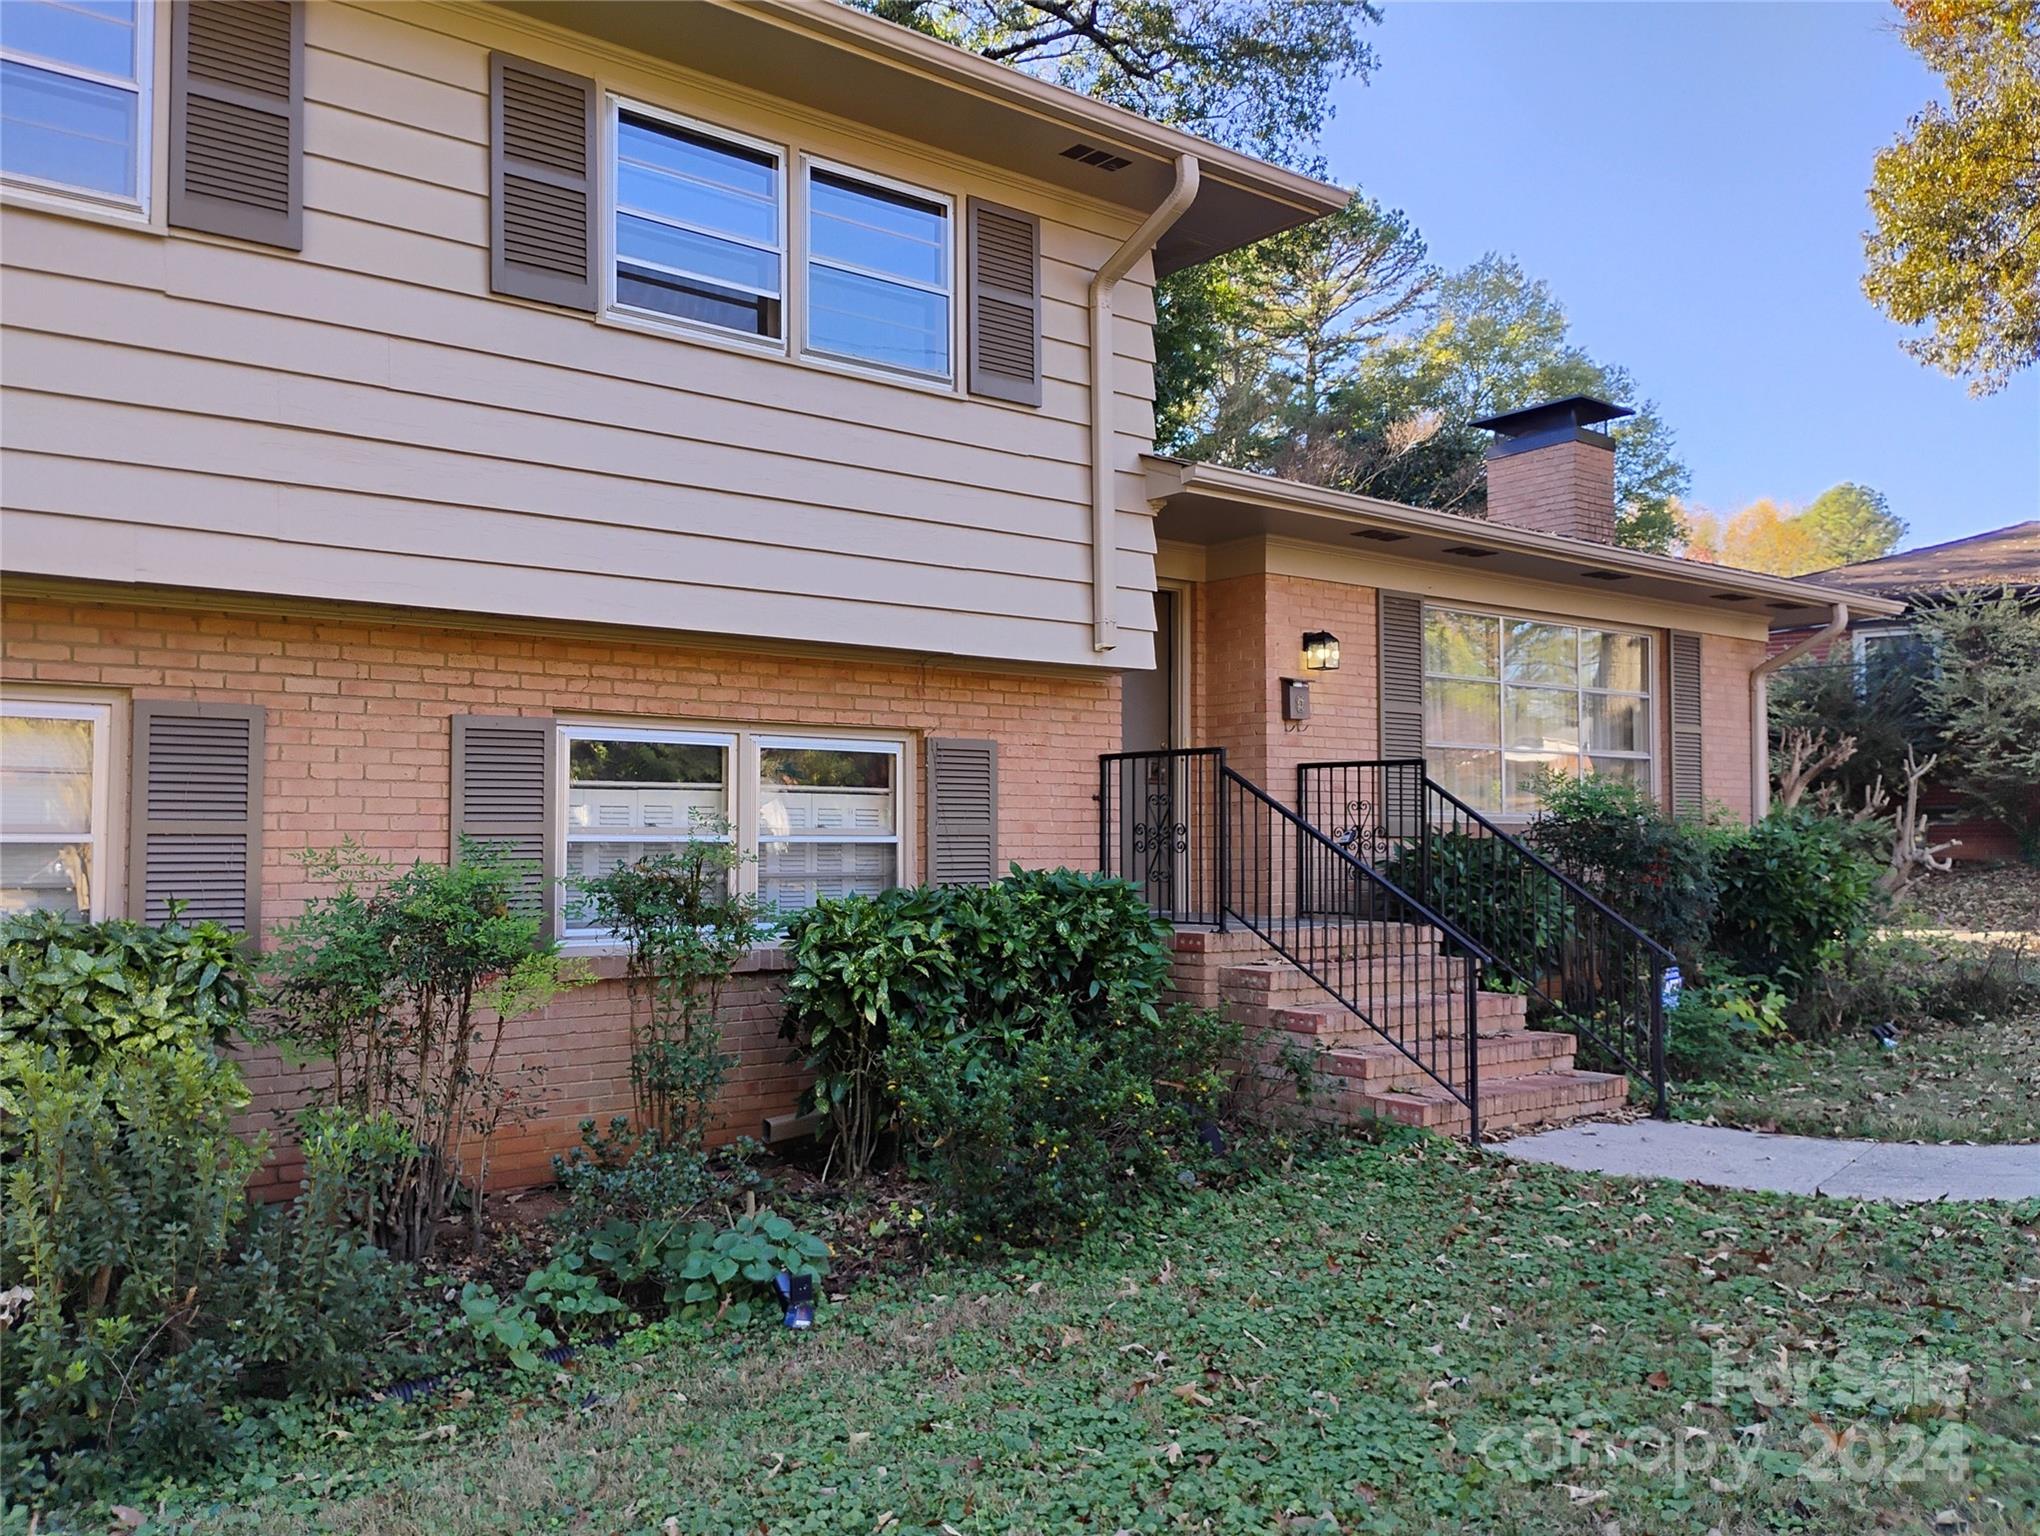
left=1806, top=520, right=2040, bottom=595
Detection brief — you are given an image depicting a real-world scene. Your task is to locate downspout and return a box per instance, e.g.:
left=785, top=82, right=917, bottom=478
left=1748, top=602, right=1849, bottom=817
left=1091, top=153, right=1200, bottom=651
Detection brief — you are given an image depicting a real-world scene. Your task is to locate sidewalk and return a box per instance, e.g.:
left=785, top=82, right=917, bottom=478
left=1499, top=1119, right=2040, bottom=1202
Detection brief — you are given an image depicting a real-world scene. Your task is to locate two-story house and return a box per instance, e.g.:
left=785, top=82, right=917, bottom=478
left=0, top=1, right=1895, bottom=1174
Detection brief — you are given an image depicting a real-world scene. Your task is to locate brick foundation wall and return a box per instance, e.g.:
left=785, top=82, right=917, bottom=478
left=1, top=591, right=1119, bottom=1192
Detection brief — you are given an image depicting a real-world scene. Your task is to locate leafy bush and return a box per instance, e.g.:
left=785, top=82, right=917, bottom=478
left=0, top=909, right=254, bottom=1072
left=571, top=832, right=761, bottom=1148
left=0, top=1045, right=262, bottom=1494
left=1665, top=971, right=1790, bottom=1079
left=1787, top=937, right=1931, bottom=1041
left=1384, top=828, right=1569, bottom=978
left=1527, top=775, right=1718, bottom=956
left=574, top=1209, right=830, bottom=1326
left=887, top=1001, right=1238, bottom=1248
left=0, top=1051, right=417, bottom=1500
left=520, top=1252, right=628, bottom=1338
left=261, top=842, right=585, bottom=1261
left=782, top=867, right=1174, bottom=1178
left=458, top=1282, right=558, bottom=1372
left=1710, top=810, right=1882, bottom=988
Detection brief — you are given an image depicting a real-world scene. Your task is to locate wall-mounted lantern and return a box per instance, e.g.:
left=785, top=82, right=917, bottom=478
left=1302, top=631, right=1342, bottom=671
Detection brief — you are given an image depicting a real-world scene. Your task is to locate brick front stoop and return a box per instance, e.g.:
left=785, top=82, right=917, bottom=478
left=1170, top=928, right=1629, bottom=1139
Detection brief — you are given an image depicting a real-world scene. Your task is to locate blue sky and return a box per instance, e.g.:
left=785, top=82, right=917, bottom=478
left=1319, top=1, right=2038, bottom=549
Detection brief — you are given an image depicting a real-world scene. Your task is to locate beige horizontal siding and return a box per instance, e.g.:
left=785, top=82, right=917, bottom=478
left=0, top=0, right=1161, bottom=669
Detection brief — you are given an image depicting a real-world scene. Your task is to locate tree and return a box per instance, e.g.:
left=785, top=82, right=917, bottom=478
left=1862, top=0, right=2040, bottom=394
left=1915, top=589, right=2040, bottom=855
left=1799, top=482, right=1909, bottom=566
left=1682, top=486, right=1907, bottom=575
left=859, top=0, right=1379, bottom=162
left=1167, top=195, right=1432, bottom=468
left=1328, top=256, right=1692, bottom=551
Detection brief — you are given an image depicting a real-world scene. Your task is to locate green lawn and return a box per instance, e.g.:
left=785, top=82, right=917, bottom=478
left=1677, top=1013, right=2040, bottom=1144
left=158, top=1137, right=2037, bottom=1535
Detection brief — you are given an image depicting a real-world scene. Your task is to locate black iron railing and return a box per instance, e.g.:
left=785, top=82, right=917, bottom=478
left=1298, top=759, right=1672, bottom=1113
left=1101, top=748, right=1494, bottom=1137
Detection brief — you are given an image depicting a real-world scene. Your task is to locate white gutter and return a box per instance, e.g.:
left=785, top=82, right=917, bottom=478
left=1090, top=153, right=1199, bottom=650
left=1748, top=601, right=1849, bottom=817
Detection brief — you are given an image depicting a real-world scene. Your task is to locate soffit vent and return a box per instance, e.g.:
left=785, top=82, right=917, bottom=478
left=1442, top=544, right=1497, bottom=559
left=1580, top=569, right=1628, bottom=581
left=1713, top=592, right=1754, bottom=603
left=1060, top=142, right=1133, bottom=172
left=1352, top=529, right=1410, bottom=543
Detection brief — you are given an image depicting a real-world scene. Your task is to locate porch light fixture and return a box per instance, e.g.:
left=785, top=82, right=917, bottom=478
left=1302, top=631, right=1341, bottom=671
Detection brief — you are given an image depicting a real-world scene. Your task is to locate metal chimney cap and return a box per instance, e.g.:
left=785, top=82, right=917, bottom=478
left=1470, top=395, right=1635, bottom=439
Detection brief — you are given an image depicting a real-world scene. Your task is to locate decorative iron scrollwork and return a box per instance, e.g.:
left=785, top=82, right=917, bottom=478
left=1332, top=796, right=1394, bottom=861
left=1131, top=783, right=1189, bottom=888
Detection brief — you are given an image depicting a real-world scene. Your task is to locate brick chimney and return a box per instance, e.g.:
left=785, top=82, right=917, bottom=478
left=1472, top=395, right=1633, bottom=544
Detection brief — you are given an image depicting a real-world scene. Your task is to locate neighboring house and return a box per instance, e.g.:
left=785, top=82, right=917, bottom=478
left=1770, top=520, right=2040, bottom=861
left=0, top=1, right=1893, bottom=1169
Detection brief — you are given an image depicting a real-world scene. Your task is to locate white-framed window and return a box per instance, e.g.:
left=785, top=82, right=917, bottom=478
left=1422, top=605, right=1655, bottom=817
left=609, top=99, right=786, bottom=344
left=1, top=695, right=114, bottom=918
left=556, top=721, right=906, bottom=941
left=0, top=0, right=151, bottom=209
left=1854, top=623, right=1930, bottom=692
left=802, top=157, right=952, bottom=380
left=755, top=734, right=901, bottom=917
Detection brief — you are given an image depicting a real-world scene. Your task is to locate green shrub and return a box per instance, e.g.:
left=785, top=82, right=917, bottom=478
left=261, top=841, right=586, bottom=1261
left=1665, top=971, right=1790, bottom=1079
left=0, top=1045, right=261, bottom=1496
left=520, top=1252, right=629, bottom=1338
left=1916, top=590, right=2040, bottom=857
left=573, top=1209, right=830, bottom=1325
left=886, top=1000, right=1239, bottom=1248
left=1384, top=828, right=1569, bottom=978
left=1787, top=937, right=1931, bottom=1041
left=458, top=1282, right=558, bottom=1372
left=1710, top=810, right=1882, bottom=989
left=571, top=833, right=761, bottom=1149
left=0, top=1052, right=417, bottom=1500
left=0, top=909, right=254, bottom=1072
left=1527, top=775, right=1718, bottom=956
left=782, top=868, right=1174, bottom=1179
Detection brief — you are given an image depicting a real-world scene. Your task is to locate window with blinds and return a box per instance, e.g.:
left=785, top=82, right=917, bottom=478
left=0, top=697, right=111, bottom=918
left=0, top=0, right=149, bottom=206
left=612, top=103, right=785, bottom=342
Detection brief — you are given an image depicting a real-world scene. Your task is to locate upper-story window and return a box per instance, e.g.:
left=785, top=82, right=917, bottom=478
left=1423, top=606, right=1655, bottom=817
left=613, top=106, right=785, bottom=341
left=0, top=0, right=150, bottom=207
left=804, top=162, right=951, bottom=380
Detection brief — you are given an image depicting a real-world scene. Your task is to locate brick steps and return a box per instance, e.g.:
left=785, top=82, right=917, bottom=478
left=1352, top=1070, right=1630, bottom=1135
left=1183, top=936, right=1628, bottom=1139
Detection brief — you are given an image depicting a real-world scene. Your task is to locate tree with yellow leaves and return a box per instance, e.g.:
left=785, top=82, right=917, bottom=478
left=1862, top=0, right=2040, bottom=394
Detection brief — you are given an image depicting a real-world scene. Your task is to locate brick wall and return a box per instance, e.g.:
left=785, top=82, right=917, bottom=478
left=1194, top=573, right=1377, bottom=803
left=1701, top=633, right=1763, bottom=822
left=1485, top=439, right=1618, bottom=544
left=1, top=592, right=1119, bottom=1191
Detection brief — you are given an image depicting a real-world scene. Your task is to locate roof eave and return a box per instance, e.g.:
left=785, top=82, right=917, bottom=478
left=1145, top=456, right=1908, bottom=624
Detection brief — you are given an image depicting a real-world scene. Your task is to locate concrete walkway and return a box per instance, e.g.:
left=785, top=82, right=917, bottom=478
left=1499, top=1119, right=2040, bottom=1203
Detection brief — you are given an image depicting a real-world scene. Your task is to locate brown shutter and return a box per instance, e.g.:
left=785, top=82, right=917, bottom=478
left=168, top=0, right=303, bottom=249
left=489, top=53, right=598, bottom=311
left=1378, top=592, right=1426, bottom=761
left=1668, top=631, right=1705, bottom=815
left=926, top=738, right=998, bottom=885
left=965, top=200, right=1042, bottom=406
left=451, top=715, right=557, bottom=939
left=128, top=702, right=265, bottom=933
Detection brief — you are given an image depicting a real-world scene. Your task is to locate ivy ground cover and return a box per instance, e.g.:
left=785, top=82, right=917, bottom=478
left=165, top=1136, right=2037, bottom=1535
